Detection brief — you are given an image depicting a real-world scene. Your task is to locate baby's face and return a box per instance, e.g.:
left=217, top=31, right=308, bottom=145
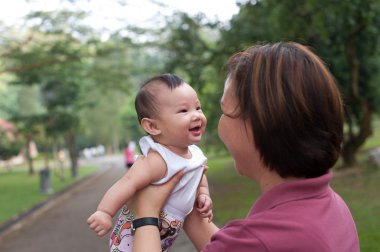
left=154, top=83, right=207, bottom=150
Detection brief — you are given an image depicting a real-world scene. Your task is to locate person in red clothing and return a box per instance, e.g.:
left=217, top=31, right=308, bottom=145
left=124, top=141, right=136, bottom=169
left=128, top=42, right=360, bottom=252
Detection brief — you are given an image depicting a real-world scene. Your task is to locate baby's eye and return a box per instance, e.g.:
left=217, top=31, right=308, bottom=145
left=178, top=109, right=187, bottom=113
left=196, top=106, right=202, bottom=111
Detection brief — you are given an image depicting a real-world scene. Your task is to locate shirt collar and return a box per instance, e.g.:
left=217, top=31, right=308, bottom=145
left=249, top=171, right=333, bottom=215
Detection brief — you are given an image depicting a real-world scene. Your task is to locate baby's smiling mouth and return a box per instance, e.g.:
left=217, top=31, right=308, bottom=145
left=189, top=126, right=201, bottom=132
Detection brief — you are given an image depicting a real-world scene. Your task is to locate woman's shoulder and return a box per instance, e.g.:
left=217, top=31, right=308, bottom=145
left=203, top=219, right=266, bottom=252
left=212, top=210, right=349, bottom=252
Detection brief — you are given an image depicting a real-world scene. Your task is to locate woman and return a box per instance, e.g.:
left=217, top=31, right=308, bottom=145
left=128, top=42, right=360, bottom=252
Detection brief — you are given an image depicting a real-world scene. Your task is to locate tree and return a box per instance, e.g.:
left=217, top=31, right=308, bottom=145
left=12, top=115, right=44, bottom=175
left=73, top=30, right=165, bottom=152
left=1, top=9, right=151, bottom=174
left=2, top=10, right=100, bottom=177
left=0, top=129, right=22, bottom=163
left=0, top=83, right=45, bottom=174
left=0, top=137, right=21, bottom=161
left=151, top=12, right=226, bottom=145
left=220, top=0, right=380, bottom=167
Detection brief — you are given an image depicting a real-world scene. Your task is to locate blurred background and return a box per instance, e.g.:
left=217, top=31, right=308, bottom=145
left=0, top=0, right=240, bottom=173
left=0, top=0, right=380, bottom=250
left=1, top=0, right=379, bottom=171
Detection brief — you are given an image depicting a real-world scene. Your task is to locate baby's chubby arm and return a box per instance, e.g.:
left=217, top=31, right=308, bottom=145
left=87, top=152, right=167, bottom=237
left=196, top=174, right=213, bottom=222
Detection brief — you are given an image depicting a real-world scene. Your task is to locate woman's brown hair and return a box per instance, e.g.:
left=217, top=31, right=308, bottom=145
left=226, top=42, right=344, bottom=178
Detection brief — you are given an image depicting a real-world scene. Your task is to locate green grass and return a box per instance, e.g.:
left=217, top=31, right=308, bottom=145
left=206, top=155, right=380, bottom=252
left=331, top=169, right=380, bottom=252
left=362, top=119, right=380, bottom=150
left=0, top=165, right=96, bottom=224
left=206, top=156, right=260, bottom=223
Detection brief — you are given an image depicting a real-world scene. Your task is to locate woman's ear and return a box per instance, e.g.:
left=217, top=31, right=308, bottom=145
left=141, top=118, right=161, bottom=136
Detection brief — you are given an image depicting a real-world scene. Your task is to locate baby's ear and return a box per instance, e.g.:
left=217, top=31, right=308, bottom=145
left=141, top=118, right=161, bottom=136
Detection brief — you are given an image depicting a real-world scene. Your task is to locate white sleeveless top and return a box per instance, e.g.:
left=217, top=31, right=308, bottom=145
left=139, top=136, right=207, bottom=221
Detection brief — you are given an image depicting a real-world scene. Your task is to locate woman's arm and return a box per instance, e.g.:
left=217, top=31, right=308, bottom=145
left=129, top=171, right=219, bottom=252
left=129, top=171, right=184, bottom=252
left=133, top=225, right=162, bottom=251
left=183, top=208, right=219, bottom=251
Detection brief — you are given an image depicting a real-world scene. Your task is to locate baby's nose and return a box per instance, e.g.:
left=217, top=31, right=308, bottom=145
left=191, top=111, right=201, bottom=120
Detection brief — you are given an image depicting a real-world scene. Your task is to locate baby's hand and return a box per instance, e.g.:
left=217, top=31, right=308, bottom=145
left=196, top=194, right=213, bottom=222
left=86, top=210, right=113, bottom=237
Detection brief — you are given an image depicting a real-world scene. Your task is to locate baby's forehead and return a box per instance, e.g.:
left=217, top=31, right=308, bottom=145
left=154, top=83, right=198, bottom=103
left=146, top=80, right=179, bottom=92
left=149, top=81, right=194, bottom=95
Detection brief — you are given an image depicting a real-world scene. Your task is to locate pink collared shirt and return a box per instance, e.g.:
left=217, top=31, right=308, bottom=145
left=203, top=172, right=360, bottom=252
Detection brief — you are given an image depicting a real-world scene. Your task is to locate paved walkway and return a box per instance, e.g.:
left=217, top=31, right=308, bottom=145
left=0, top=155, right=195, bottom=251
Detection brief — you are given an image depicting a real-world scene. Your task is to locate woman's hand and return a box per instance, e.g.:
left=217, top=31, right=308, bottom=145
left=128, top=168, right=184, bottom=219
left=129, top=167, right=184, bottom=252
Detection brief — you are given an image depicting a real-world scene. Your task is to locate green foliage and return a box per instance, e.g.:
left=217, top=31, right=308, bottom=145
left=362, top=118, right=380, bottom=150
left=4, top=11, right=96, bottom=134
left=331, top=169, right=380, bottom=251
left=79, top=88, right=131, bottom=147
left=119, top=94, right=145, bottom=143
left=1, top=9, right=162, bottom=157
left=219, top=0, right=380, bottom=166
left=86, top=35, right=135, bottom=93
left=1, top=0, right=379, bottom=165
left=160, top=12, right=216, bottom=86
left=0, top=131, right=22, bottom=160
left=1, top=10, right=143, bottom=171
left=152, top=12, right=226, bottom=143
left=1, top=10, right=108, bottom=176
left=0, top=84, right=18, bottom=118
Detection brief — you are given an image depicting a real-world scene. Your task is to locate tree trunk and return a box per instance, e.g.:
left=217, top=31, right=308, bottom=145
left=342, top=28, right=373, bottom=167
left=342, top=102, right=373, bottom=167
left=66, top=130, right=78, bottom=178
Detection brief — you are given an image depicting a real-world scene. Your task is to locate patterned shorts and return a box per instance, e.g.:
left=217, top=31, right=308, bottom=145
left=109, top=206, right=183, bottom=252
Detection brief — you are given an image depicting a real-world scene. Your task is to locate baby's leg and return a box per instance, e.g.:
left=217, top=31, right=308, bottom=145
left=109, top=206, right=134, bottom=252
left=159, top=211, right=183, bottom=252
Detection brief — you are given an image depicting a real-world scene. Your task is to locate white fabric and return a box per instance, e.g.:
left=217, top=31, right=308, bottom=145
left=139, top=135, right=207, bottom=221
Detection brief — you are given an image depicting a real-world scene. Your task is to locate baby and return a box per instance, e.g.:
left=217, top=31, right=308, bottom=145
left=87, top=73, right=213, bottom=252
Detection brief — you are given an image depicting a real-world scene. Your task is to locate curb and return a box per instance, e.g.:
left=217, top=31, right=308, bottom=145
left=0, top=166, right=109, bottom=241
